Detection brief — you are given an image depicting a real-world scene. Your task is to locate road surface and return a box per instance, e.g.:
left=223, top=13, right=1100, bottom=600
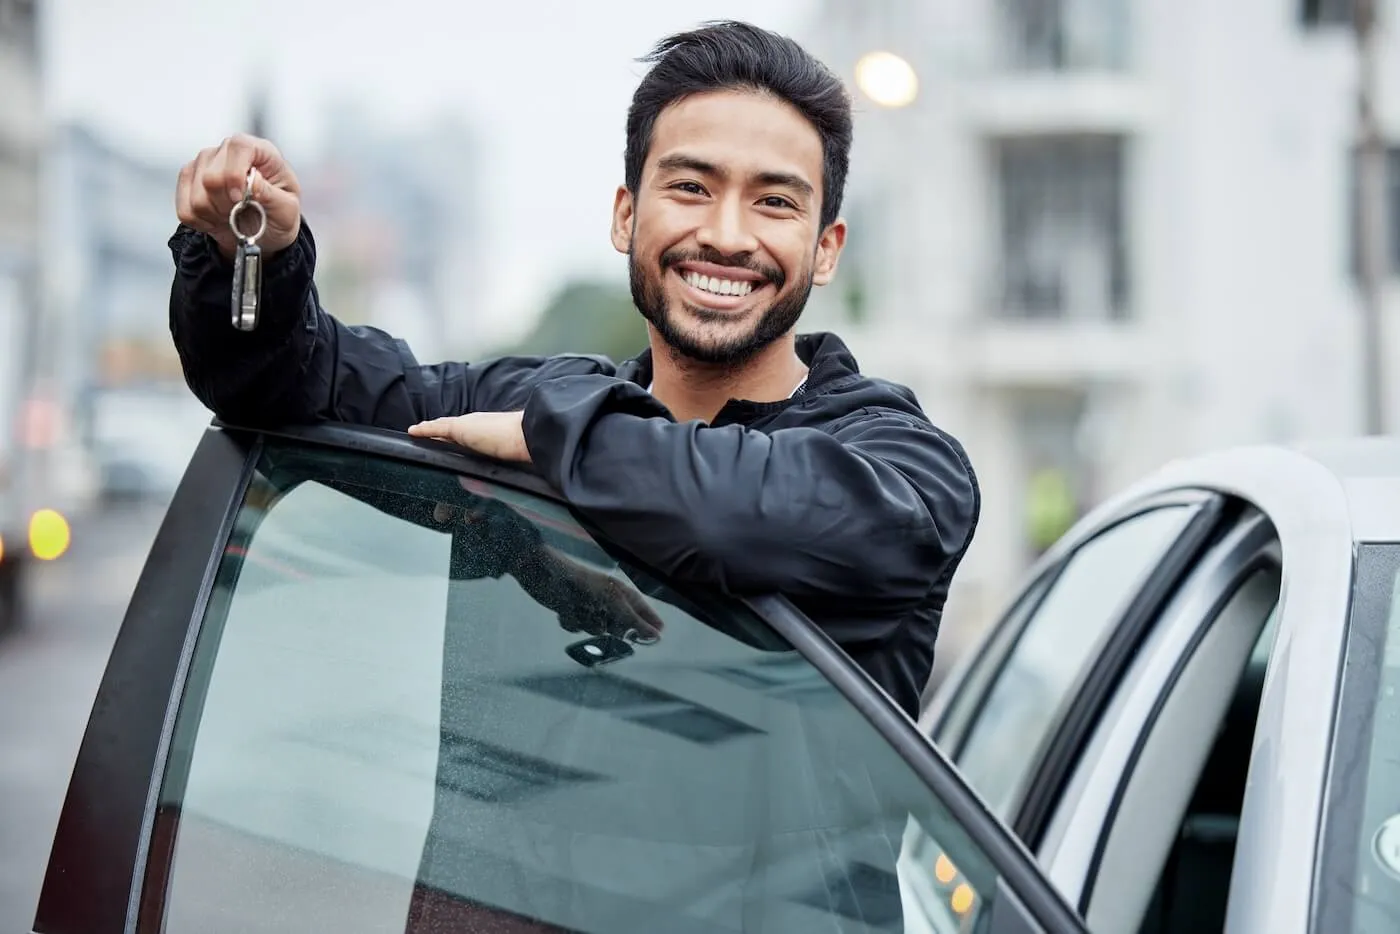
left=0, top=501, right=168, bottom=931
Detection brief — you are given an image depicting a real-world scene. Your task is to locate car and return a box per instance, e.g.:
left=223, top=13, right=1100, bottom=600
left=919, top=438, right=1400, bottom=934
left=32, top=420, right=1090, bottom=934
left=32, top=420, right=1398, bottom=934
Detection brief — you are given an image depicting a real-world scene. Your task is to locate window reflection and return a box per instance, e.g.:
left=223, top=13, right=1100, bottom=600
left=145, top=442, right=1029, bottom=934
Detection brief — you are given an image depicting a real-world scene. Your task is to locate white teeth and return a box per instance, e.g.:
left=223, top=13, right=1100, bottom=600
left=683, top=271, right=754, bottom=297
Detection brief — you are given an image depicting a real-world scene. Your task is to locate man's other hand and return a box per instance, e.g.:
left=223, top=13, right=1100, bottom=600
left=176, top=133, right=303, bottom=261
left=409, top=411, right=532, bottom=463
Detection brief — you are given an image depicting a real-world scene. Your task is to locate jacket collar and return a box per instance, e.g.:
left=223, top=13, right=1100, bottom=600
left=616, top=332, right=863, bottom=424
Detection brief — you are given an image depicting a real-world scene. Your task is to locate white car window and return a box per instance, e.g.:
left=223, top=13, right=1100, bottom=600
left=953, top=507, right=1195, bottom=821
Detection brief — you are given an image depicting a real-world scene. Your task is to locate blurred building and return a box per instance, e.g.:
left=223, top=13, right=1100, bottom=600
left=298, top=102, right=487, bottom=361
left=797, top=0, right=1400, bottom=629
left=0, top=0, right=41, bottom=430
left=42, top=122, right=185, bottom=442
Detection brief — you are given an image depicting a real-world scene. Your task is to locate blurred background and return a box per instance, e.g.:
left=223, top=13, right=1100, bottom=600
left=0, top=0, right=1398, bottom=926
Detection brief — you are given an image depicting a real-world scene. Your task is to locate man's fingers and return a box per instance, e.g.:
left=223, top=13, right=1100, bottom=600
left=173, top=134, right=302, bottom=259
left=407, top=416, right=466, bottom=443
left=250, top=167, right=301, bottom=218
left=227, top=133, right=297, bottom=191
left=191, top=135, right=280, bottom=225
left=408, top=414, right=489, bottom=450
left=203, top=137, right=236, bottom=204
left=610, top=579, right=665, bottom=639
left=626, top=595, right=665, bottom=639
left=187, top=147, right=225, bottom=230
left=175, top=160, right=197, bottom=227
left=431, top=502, right=460, bottom=524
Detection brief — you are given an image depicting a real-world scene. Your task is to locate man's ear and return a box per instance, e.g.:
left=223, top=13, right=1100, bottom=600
left=812, top=217, right=848, bottom=286
left=611, top=185, right=635, bottom=255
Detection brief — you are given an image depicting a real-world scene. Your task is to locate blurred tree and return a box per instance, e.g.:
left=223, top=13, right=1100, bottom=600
left=318, top=255, right=374, bottom=328
left=495, top=281, right=649, bottom=362
left=843, top=266, right=869, bottom=325
left=1025, top=466, right=1078, bottom=557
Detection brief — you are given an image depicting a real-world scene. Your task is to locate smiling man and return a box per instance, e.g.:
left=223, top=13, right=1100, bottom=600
left=167, top=20, right=979, bottom=719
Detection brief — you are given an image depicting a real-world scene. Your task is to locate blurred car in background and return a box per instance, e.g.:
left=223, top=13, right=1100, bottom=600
left=0, top=273, right=89, bottom=633
left=89, top=387, right=213, bottom=507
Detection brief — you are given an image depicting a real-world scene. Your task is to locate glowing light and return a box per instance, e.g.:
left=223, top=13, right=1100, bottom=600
left=854, top=51, right=918, bottom=108
left=934, top=853, right=957, bottom=884
left=29, top=510, right=71, bottom=561
left=951, top=883, right=976, bottom=915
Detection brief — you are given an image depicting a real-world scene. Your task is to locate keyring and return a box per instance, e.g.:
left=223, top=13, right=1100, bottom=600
left=229, top=198, right=266, bottom=244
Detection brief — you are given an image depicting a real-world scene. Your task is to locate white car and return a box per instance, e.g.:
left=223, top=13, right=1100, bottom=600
left=920, top=438, right=1400, bottom=934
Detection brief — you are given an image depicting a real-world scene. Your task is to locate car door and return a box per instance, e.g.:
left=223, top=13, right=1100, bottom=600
left=35, top=422, right=1090, bottom=934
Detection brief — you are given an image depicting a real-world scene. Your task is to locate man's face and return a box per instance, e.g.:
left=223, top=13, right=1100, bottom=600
left=612, top=89, right=846, bottom=367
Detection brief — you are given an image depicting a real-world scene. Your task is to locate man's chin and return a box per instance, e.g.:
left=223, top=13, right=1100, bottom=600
left=655, top=322, right=770, bottom=367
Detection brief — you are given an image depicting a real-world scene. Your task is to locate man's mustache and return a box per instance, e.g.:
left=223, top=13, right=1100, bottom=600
left=660, top=247, right=785, bottom=289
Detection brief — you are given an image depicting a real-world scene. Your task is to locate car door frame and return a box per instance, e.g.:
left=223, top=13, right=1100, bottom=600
left=34, top=421, right=1091, bottom=934
left=923, top=489, right=1229, bottom=843
left=1034, top=508, right=1283, bottom=922
left=1037, top=449, right=1361, bottom=934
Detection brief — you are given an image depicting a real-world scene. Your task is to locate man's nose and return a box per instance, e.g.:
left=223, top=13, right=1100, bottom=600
left=695, top=196, right=760, bottom=256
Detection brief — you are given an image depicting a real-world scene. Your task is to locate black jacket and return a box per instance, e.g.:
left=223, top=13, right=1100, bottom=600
left=168, top=222, right=980, bottom=718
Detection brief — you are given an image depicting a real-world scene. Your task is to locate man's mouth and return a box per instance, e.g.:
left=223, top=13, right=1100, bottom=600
left=679, top=270, right=757, bottom=298
left=668, top=259, right=774, bottom=311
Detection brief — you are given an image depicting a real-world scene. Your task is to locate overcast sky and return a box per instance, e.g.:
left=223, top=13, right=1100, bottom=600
left=42, top=0, right=813, bottom=338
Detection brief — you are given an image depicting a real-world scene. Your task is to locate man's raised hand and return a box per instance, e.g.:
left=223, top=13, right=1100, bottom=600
left=175, top=134, right=303, bottom=261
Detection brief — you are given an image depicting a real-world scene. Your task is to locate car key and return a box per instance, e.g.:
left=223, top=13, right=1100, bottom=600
left=229, top=168, right=266, bottom=331
left=566, top=634, right=635, bottom=668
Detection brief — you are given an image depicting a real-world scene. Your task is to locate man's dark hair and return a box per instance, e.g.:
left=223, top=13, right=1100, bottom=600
left=625, top=20, right=853, bottom=230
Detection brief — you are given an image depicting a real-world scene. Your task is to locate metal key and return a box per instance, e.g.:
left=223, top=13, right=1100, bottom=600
left=229, top=168, right=267, bottom=331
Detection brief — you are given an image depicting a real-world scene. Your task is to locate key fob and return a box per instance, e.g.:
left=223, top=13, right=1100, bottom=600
left=566, top=635, right=634, bottom=668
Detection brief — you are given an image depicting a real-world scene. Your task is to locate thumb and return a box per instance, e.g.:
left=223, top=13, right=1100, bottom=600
left=249, top=169, right=296, bottom=208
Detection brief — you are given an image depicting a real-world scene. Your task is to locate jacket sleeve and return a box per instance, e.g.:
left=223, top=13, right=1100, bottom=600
left=168, top=222, right=526, bottom=429
left=521, top=375, right=979, bottom=611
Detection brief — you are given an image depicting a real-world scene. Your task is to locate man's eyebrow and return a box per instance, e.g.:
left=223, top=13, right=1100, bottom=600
left=655, top=155, right=816, bottom=200
left=656, top=154, right=723, bottom=177
left=754, top=170, right=815, bottom=200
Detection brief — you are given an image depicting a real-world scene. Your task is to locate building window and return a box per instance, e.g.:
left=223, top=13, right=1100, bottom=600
left=0, top=0, right=36, bottom=52
left=1301, top=0, right=1355, bottom=28
left=995, top=134, right=1131, bottom=321
left=1349, top=144, right=1400, bottom=278
left=997, top=0, right=1129, bottom=71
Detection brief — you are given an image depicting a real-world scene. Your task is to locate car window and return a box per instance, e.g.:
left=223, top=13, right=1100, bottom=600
left=136, top=439, right=1061, bottom=934
left=952, top=506, right=1196, bottom=821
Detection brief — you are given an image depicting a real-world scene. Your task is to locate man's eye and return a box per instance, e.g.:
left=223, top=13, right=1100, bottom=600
left=672, top=181, right=706, bottom=195
left=760, top=196, right=796, bottom=210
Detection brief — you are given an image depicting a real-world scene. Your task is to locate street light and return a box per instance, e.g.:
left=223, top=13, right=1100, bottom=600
left=854, top=51, right=919, bottom=108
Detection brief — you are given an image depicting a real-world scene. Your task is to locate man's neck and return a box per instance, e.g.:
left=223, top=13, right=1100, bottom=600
left=648, top=334, right=809, bottom=424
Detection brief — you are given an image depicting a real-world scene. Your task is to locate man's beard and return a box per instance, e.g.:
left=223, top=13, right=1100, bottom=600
left=629, top=244, right=814, bottom=368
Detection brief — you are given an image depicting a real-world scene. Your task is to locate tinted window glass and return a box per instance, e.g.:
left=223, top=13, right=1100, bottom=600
left=954, top=507, right=1193, bottom=820
left=139, top=440, right=1045, bottom=934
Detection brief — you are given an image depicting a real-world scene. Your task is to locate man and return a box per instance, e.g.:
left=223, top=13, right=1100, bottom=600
left=168, top=20, right=979, bottom=719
